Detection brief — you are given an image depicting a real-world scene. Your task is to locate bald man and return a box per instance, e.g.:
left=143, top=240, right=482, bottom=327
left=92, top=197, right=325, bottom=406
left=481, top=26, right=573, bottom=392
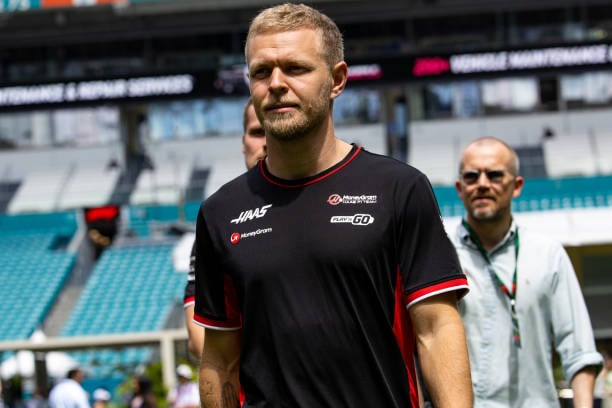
left=452, top=136, right=602, bottom=407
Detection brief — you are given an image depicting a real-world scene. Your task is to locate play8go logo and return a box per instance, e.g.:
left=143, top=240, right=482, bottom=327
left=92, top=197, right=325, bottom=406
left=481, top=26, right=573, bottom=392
left=330, top=214, right=375, bottom=226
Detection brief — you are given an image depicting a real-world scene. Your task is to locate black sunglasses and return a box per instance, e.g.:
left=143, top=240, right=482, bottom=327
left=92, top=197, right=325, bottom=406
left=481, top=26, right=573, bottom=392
left=460, top=169, right=506, bottom=185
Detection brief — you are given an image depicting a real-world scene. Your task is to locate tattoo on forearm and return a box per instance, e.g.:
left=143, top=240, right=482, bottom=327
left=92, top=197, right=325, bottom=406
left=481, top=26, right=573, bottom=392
left=201, top=380, right=213, bottom=397
left=221, top=382, right=240, bottom=408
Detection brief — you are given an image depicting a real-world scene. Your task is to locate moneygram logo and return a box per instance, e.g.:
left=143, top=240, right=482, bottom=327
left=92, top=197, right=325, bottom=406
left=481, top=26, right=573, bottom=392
left=229, top=227, right=272, bottom=245
left=330, top=214, right=375, bottom=226
left=327, top=194, right=377, bottom=205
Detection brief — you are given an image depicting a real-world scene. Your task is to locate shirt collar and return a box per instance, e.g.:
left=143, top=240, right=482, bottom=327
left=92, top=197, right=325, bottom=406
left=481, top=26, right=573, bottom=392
left=458, top=218, right=518, bottom=254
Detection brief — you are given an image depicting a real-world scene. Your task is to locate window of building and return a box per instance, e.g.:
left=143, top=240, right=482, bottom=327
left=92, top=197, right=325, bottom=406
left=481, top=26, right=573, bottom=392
left=334, top=89, right=382, bottom=126
left=0, top=107, right=120, bottom=149
left=482, top=77, right=538, bottom=114
left=510, top=7, right=578, bottom=45
left=148, top=97, right=248, bottom=141
left=452, top=81, right=481, bottom=118
left=561, top=71, right=612, bottom=109
left=414, top=13, right=497, bottom=51
left=423, top=83, right=453, bottom=119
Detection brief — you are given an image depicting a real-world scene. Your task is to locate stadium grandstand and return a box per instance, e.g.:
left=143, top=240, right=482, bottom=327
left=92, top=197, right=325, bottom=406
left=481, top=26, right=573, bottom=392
left=1, top=0, right=612, bottom=404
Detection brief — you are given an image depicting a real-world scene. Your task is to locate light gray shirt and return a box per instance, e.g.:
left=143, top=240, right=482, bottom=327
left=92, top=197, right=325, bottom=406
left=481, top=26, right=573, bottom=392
left=452, top=220, right=602, bottom=407
left=48, top=379, right=90, bottom=408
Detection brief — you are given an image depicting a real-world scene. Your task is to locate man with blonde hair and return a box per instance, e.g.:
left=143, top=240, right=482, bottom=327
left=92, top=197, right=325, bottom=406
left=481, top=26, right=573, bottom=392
left=195, top=3, right=472, bottom=407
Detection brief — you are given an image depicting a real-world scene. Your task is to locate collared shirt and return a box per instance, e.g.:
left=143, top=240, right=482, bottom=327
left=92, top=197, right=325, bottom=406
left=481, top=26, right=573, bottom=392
left=452, top=220, right=603, bottom=407
left=48, top=379, right=90, bottom=408
left=167, top=381, right=199, bottom=408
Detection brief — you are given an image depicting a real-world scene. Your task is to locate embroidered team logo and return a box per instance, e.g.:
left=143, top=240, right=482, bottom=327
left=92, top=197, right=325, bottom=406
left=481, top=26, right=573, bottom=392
left=327, top=193, right=377, bottom=205
left=231, top=204, right=272, bottom=224
left=229, top=228, right=272, bottom=245
left=327, top=194, right=342, bottom=205
left=330, top=214, right=375, bottom=225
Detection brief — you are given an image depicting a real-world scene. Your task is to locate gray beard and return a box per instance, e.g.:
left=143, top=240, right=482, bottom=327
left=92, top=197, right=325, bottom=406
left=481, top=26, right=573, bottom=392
left=471, top=207, right=504, bottom=222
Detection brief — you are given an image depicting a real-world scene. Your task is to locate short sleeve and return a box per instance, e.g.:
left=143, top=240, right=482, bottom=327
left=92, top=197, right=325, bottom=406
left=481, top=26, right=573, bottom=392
left=193, top=203, right=241, bottom=330
left=397, top=173, right=468, bottom=308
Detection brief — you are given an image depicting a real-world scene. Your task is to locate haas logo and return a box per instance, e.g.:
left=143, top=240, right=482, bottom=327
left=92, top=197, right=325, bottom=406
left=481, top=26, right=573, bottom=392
left=327, top=194, right=342, bottom=205
left=231, top=204, right=272, bottom=224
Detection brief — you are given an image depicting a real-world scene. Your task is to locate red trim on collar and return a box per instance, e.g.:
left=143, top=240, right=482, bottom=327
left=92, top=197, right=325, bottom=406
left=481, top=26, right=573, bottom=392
left=259, top=145, right=362, bottom=188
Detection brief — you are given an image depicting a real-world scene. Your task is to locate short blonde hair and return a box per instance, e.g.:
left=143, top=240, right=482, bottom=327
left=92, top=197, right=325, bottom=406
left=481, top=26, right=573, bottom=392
left=245, top=3, right=344, bottom=69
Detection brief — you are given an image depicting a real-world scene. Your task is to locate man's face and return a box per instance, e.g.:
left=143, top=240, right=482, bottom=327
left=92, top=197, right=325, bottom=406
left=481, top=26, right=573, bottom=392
left=246, top=28, right=343, bottom=141
left=73, top=370, right=84, bottom=383
left=455, top=142, right=523, bottom=223
left=242, top=103, right=266, bottom=170
left=605, top=355, right=612, bottom=370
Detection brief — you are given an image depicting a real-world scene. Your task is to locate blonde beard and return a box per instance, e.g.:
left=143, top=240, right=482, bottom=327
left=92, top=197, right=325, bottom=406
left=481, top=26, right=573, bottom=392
left=264, top=81, right=332, bottom=141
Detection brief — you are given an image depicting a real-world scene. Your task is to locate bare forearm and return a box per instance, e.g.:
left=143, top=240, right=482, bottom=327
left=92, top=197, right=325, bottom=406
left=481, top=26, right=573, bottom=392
left=412, top=295, right=473, bottom=408
left=571, top=367, right=597, bottom=408
left=184, top=306, right=204, bottom=359
left=199, top=329, right=241, bottom=408
left=418, top=319, right=472, bottom=407
left=199, top=366, right=240, bottom=408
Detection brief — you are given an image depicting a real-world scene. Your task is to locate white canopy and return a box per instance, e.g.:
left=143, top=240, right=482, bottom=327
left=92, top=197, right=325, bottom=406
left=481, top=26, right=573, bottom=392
left=0, top=330, right=78, bottom=380
left=172, top=232, right=195, bottom=273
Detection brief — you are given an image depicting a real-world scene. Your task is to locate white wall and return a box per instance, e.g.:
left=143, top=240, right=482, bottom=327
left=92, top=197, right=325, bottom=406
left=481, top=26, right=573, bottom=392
left=409, top=107, right=612, bottom=185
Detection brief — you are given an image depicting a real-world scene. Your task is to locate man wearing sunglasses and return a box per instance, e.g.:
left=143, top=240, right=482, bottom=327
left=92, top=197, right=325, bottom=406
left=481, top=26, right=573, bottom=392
left=452, top=136, right=602, bottom=407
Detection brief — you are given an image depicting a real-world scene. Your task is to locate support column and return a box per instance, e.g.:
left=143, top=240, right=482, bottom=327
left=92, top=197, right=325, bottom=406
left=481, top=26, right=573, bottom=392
left=160, top=334, right=177, bottom=391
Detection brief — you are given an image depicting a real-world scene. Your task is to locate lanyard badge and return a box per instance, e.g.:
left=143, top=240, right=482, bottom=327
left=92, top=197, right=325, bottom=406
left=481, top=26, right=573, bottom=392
left=462, top=220, right=521, bottom=348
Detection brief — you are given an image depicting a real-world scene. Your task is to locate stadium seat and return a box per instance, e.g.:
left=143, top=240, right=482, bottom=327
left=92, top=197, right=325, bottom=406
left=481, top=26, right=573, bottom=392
left=542, top=133, right=598, bottom=177
left=7, top=166, right=71, bottom=214
left=60, top=242, right=185, bottom=376
left=58, top=164, right=121, bottom=210
left=0, top=212, right=77, bottom=342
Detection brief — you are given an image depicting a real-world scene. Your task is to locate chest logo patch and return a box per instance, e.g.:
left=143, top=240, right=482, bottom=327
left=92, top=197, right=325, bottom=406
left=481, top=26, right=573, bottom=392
left=327, top=193, right=377, bottom=205
left=330, top=214, right=375, bottom=226
left=230, top=204, right=272, bottom=224
left=229, top=227, right=272, bottom=245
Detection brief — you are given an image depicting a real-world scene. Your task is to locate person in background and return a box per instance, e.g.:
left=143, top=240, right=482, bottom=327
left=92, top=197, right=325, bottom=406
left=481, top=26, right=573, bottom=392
left=92, top=389, right=110, bottom=408
left=195, top=3, right=472, bottom=407
left=452, top=136, right=602, bottom=407
left=25, top=386, right=47, bottom=408
left=48, top=368, right=89, bottom=408
left=128, top=376, right=156, bottom=408
left=183, top=97, right=266, bottom=359
left=167, top=365, right=199, bottom=408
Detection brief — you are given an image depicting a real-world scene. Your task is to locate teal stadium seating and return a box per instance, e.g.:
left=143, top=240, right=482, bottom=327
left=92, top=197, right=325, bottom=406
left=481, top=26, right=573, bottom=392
left=0, top=212, right=77, bottom=342
left=60, top=243, right=186, bottom=376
